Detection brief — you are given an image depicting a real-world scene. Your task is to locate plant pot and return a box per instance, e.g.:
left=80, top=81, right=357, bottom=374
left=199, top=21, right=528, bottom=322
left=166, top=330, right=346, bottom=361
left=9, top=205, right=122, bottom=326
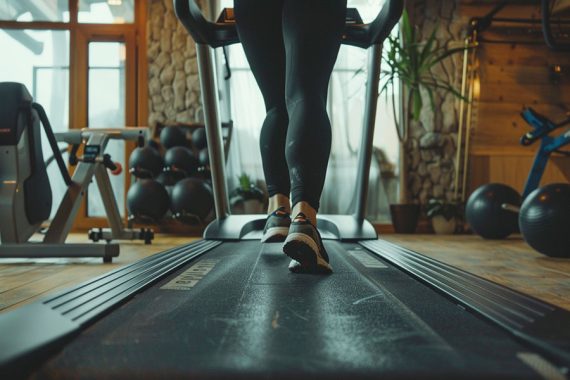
left=431, top=215, right=457, bottom=235
left=243, top=199, right=264, bottom=214
left=390, top=204, right=420, bottom=234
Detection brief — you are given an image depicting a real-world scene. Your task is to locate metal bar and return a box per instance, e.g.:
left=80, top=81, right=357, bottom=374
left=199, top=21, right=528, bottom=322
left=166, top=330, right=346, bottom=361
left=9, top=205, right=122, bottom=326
left=94, top=164, right=125, bottom=235
left=0, top=243, right=118, bottom=258
left=196, top=43, right=230, bottom=220
left=454, top=38, right=470, bottom=201
left=461, top=36, right=478, bottom=202
left=43, top=133, right=108, bottom=243
left=354, top=44, right=382, bottom=222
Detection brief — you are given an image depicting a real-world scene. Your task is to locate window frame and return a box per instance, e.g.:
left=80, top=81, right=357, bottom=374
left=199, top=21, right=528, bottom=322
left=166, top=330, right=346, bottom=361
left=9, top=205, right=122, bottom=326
left=0, top=0, right=148, bottom=229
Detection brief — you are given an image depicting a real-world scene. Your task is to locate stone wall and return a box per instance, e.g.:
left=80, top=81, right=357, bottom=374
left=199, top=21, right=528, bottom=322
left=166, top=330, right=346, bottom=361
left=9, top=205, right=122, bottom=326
left=406, top=1, right=470, bottom=204
left=147, top=0, right=204, bottom=128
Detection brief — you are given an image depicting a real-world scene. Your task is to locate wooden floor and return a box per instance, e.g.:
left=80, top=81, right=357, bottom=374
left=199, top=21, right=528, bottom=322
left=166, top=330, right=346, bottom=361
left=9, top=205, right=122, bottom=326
left=0, top=233, right=569, bottom=314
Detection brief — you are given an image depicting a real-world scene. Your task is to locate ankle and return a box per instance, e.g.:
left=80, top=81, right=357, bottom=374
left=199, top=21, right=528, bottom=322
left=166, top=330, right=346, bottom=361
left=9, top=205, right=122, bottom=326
left=268, top=194, right=291, bottom=215
left=292, top=202, right=317, bottom=226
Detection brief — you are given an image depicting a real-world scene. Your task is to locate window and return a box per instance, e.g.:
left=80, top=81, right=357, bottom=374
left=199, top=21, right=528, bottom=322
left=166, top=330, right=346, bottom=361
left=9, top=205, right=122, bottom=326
left=0, top=1, right=144, bottom=228
left=0, top=29, right=70, bottom=218
left=78, top=0, right=134, bottom=24
left=87, top=41, right=127, bottom=217
left=0, top=0, right=70, bottom=22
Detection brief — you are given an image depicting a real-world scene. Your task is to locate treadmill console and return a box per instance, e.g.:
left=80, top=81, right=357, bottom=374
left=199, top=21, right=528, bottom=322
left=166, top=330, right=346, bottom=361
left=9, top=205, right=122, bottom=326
left=216, top=7, right=364, bottom=25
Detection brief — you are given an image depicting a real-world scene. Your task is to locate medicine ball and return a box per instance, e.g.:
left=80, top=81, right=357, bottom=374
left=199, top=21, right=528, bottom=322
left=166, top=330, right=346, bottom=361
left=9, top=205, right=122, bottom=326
left=147, top=139, right=161, bottom=151
left=519, top=183, right=570, bottom=257
left=171, top=178, right=214, bottom=223
left=160, top=126, right=187, bottom=149
left=156, top=171, right=181, bottom=196
left=192, top=128, right=207, bottom=150
left=127, top=179, right=170, bottom=222
left=129, top=146, right=164, bottom=178
left=466, top=183, right=521, bottom=239
left=198, top=148, right=209, bottom=167
left=164, top=146, right=200, bottom=176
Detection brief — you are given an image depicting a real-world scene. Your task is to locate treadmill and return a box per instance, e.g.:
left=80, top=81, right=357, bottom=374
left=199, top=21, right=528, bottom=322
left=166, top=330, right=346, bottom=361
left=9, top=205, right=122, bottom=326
left=1, top=1, right=570, bottom=378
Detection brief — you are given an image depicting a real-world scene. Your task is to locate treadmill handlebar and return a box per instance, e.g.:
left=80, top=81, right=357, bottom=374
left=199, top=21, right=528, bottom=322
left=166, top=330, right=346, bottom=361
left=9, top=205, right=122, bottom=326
left=174, top=0, right=239, bottom=48
left=173, top=0, right=403, bottom=49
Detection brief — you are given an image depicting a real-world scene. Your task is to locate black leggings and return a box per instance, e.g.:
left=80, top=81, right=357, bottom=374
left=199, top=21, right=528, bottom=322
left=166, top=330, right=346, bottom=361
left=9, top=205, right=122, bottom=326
left=234, top=0, right=346, bottom=211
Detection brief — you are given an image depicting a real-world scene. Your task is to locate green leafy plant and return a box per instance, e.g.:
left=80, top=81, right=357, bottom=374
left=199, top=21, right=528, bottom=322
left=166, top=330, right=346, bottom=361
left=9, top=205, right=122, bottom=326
left=380, top=9, right=469, bottom=204
left=231, top=173, right=264, bottom=201
left=381, top=9, right=467, bottom=142
left=425, top=198, right=462, bottom=221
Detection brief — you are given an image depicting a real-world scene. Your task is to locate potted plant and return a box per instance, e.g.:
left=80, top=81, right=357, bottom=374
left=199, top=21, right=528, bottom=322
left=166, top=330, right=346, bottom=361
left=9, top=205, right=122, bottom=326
left=426, top=198, right=461, bottom=234
left=381, top=9, right=467, bottom=233
left=230, top=173, right=266, bottom=214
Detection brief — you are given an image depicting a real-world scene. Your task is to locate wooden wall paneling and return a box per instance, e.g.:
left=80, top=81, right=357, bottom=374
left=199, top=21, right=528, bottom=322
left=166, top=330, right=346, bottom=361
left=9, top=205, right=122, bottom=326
left=472, top=102, right=569, bottom=155
left=468, top=154, right=570, bottom=195
left=468, top=155, right=491, bottom=193
left=461, top=0, right=570, bottom=194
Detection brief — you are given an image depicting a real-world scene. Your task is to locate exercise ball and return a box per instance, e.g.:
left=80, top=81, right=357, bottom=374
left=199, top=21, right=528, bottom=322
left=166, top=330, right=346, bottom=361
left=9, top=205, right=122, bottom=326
left=156, top=171, right=181, bottom=196
left=198, top=148, right=209, bottom=166
left=128, top=146, right=164, bottom=178
left=519, top=183, right=570, bottom=257
left=160, top=126, right=187, bottom=149
left=127, top=179, right=170, bottom=221
left=466, top=183, right=521, bottom=239
left=147, top=139, right=161, bottom=151
left=171, top=178, right=213, bottom=222
left=164, top=146, right=199, bottom=176
left=192, top=128, right=207, bottom=150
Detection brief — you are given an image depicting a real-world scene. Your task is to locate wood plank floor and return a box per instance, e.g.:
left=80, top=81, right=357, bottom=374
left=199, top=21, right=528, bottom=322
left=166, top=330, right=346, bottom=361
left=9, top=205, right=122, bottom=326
left=0, top=233, right=569, bottom=314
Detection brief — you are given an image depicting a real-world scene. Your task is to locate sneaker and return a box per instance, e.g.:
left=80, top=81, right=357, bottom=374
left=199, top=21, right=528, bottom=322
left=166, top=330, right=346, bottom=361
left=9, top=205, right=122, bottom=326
left=261, top=207, right=291, bottom=243
left=283, top=213, right=332, bottom=273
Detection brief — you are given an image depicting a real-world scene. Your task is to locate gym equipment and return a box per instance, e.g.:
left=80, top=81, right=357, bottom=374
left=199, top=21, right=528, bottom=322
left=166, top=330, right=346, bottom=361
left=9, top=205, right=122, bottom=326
left=542, top=0, right=570, bottom=51
left=0, top=82, right=152, bottom=262
left=465, top=183, right=521, bottom=239
left=198, top=147, right=209, bottom=166
left=519, top=183, right=570, bottom=257
left=170, top=177, right=214, bottom=223
left=127, top=179, right=171, bottom=222
left=1, top=3, right=570, bottom=379
left=519, top=107, right=570, bottom=198
left=192, top=127, right=207, bottom=149
left=164, top=146, right=200, bottom=176
left=156, top=171, right=181, bottom=187
left=160, top=125, right=188, bottom=149
left=128, top=145, right=164, bottom=178
left=467, top=108, right=570, bottom=243
left=469, top=0, right=570, bottom=49
left=147, top=139, right=161, bottom=151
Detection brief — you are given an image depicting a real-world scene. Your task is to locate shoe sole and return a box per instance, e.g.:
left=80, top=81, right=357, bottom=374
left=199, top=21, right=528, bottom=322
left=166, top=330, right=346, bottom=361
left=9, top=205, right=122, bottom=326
left=261, top=227, right=289, bottom=243
left=283, top=232, right=332, bottom=273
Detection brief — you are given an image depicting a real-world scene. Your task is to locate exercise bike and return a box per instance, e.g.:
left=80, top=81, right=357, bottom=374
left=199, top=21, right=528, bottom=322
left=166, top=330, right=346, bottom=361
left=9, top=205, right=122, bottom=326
left=466, top=107, right=570, bottom=257
left=0, top=82, right=153, bottom=262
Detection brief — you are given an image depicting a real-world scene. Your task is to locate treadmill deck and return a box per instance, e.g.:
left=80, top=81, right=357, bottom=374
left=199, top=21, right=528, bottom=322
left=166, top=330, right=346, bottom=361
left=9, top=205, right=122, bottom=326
left=32, top=241, right=548, bottom=379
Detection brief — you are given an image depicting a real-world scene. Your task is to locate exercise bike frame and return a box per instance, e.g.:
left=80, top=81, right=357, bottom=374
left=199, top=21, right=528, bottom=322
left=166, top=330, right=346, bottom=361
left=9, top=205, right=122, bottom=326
left=520, top=108, right=570, bottom=198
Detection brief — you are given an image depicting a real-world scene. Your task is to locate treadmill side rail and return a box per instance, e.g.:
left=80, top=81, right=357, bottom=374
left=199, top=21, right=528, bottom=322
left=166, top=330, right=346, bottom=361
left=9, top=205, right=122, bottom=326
left=0, top=240, right=221, bottom=373
left=362, top=239, right=570, bottom=367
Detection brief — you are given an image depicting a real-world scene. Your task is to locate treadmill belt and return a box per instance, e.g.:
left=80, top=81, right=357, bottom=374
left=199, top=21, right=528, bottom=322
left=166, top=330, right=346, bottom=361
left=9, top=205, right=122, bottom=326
left=33, top=241, right=547, bottom=379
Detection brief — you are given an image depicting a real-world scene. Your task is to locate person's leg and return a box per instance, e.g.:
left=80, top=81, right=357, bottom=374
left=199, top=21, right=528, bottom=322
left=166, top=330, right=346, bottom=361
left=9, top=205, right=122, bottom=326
left=282, top=0, right=346, bottom=272
left=234, top=0, right=291, bottom=216
left=282, top=0, right=346, bottom=226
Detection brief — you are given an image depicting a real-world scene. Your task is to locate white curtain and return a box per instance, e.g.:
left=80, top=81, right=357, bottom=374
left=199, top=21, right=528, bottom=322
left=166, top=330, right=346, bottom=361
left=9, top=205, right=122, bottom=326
left=219, top=0, right=399, bottom=221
